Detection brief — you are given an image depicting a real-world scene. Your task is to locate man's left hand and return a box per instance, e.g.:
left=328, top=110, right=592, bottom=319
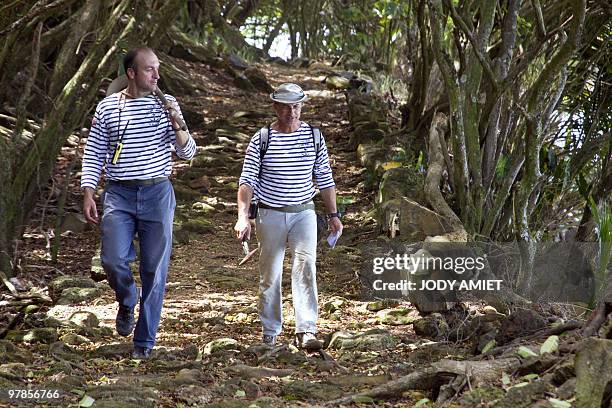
left=328, top=217, right=343, bottom=235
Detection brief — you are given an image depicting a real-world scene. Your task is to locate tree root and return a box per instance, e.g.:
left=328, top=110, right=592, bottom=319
left=583, top=280, right=612, bottom=338
left=223, top=364, right=294, bottom=379
left=0, top=270, right=18, bottom=294
left=476, top=320, right=582, bottom=360
left=327, top=358, right=520, bottom=405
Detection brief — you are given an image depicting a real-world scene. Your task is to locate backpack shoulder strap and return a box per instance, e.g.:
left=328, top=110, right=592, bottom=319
left=259, top=125, right=270, bottom=160
left=311, top=125, right=321, bottom=159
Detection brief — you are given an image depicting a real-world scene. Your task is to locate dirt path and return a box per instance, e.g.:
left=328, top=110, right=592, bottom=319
left=3, top=58, right=594, bottom=408
left=2, top=61, right=436, bottom=408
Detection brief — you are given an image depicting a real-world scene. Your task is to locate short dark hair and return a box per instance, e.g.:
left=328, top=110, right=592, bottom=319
left=123, top=47, right=153, bottom=74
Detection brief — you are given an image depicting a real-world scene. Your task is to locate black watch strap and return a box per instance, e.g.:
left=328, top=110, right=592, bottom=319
left=326, top=212, right=340, bottom=220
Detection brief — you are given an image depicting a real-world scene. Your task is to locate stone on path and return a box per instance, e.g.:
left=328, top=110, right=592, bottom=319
left=176, top=385, right=213, bottom=405
left=182, top=218, right=214, bottom=233
left=56, top=286, right=104, bottom=305
left=0, top=362, right=27, bottom=381
left=366, top=299, right=400, bottom=312
left=92, top=343, right=133, bottom=360
left=282, top=379, right=344, bottom=401
left=49, top=276, right=97, bottom=301
left=398, top=198, right=453, bottom=241
left=85, top=384, right=159, bottom=408
left=60, top=333, right=91, bottom=345
left=243, top=67, right=273, bottom=93
left=377, top=307, right=420, bottom=325
left=5, top=327, right=58, bottom=344
left=0, top=340, right=34, bottom=364
left=49, top=341, right=84, bottom=363
left=227, top=53, right=249, bottom=70
left=204, top=338, right=240, bottom=355
left=323, top=296, right=349, bottom=314
left=326, top=75, right=350, bottom=89
left=327, top=329, right=396, bottom=351
left=69, top=311, right=99, bottom=328
left=413, top=313, right=450, bottom=340
left=257, top=345, right=308, bottom=367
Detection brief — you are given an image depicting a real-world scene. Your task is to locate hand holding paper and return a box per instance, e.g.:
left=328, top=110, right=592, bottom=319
left=327, top=230, right=341, bottom=248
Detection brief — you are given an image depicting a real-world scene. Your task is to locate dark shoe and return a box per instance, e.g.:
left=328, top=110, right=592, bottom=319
left=116, top=305, right=135, bottom=336
left=294, top=332, right=322, bottom=350
left=262, top=334, right=276, bottom=346
left=132, top=346, right=152, bottom=360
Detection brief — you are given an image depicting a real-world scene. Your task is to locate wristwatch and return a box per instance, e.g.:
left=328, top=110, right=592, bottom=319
left=326, top=212, right=340, bottom=220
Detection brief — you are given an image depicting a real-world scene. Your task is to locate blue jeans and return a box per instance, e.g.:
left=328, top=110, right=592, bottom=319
left=100, top=180, right=175, bottom=349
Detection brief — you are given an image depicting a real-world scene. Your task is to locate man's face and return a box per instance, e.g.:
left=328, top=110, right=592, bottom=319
left=127, top=51, right=160, bottom=93
left=273, top=102, right=302, bottom=123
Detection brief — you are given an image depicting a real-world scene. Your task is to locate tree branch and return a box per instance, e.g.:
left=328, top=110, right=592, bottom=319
left=0, top=0, right=78, bottom=37
left=531, top=0, right=547, bottom=38
left=12, top=22, right=42, bottom=145
left=428, top=0, right=470, bottom=222
left=444, top=0, right=498, bottom=92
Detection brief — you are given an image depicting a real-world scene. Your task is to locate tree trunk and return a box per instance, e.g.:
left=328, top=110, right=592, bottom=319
left=199, top=0, right=267, bottom=59
left=514, top=0, right=586, bottom=294
left=428, top=0, right=470, bottom=230
left=424, top=112, right=464, bottom=232
left=0, top=0, right=188, bottom=277
left=230, top=0, right=260, bottom=28
left=48, top=0, right=101, bottom=98
left=263, top=11, right=290, bottom=55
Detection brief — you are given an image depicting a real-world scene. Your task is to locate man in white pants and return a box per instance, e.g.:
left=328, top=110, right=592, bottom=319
left=234, top=83, right=343, bottom=349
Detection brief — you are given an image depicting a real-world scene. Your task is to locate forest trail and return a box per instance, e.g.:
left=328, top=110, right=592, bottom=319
left=1, top=61, right=433, bottom=408
left=2, top=57, right=595, bottom=408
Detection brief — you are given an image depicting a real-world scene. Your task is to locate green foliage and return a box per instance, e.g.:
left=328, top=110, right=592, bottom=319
left=415, top=150, right=424, bottom=172
left=239, top=0, right=410, bottom=69
left=495, top=155, right=509, bottom=182
left=336, top=196, right=356, bottom=215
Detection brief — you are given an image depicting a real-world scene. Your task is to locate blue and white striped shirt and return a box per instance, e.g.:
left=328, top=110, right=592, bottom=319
left=238, top=122, right=336, bottom=207
left=81, top=93, right=196, bottom=189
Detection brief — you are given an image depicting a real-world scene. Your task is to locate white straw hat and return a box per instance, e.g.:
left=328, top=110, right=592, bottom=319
left=270, top=83, right=308, bottom=104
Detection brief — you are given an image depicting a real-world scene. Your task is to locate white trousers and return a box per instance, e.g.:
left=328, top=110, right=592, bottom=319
left=256, top=207, right=318, bottom=336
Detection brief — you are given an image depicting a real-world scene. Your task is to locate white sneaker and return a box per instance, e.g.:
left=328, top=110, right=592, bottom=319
left=295, top=332, right=322, bottom=350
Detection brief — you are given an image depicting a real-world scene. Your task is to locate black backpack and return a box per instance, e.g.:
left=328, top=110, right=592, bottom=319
left=258, top=124, right=321, bottom=161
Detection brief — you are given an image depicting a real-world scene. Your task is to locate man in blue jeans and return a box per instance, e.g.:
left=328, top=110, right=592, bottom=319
left=81, top=47, right=196, bottom=359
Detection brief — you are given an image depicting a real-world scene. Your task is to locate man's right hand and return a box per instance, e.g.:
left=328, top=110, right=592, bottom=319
left=83, top=188, right=99, bottom=224
left=234, top=216, right=251, bottom=241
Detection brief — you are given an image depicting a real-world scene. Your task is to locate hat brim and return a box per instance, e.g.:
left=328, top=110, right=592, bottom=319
left=107, top=74, right=128, bottom=95
left=269, top=93, right=308, bottom=104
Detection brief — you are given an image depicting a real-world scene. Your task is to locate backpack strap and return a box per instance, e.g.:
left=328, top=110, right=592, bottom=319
left=256, top=125, right=271, bottom=191
left=311, top=126, right=322, bottom=159
left=259, top=125, right=270, bottom=161
left=311, top=125, right=322, bottom=175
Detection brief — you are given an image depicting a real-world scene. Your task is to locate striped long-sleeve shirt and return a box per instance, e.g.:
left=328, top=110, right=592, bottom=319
left=238, top=122, right=336, bottom=207
left=81, top=93, right=197, bottom=189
